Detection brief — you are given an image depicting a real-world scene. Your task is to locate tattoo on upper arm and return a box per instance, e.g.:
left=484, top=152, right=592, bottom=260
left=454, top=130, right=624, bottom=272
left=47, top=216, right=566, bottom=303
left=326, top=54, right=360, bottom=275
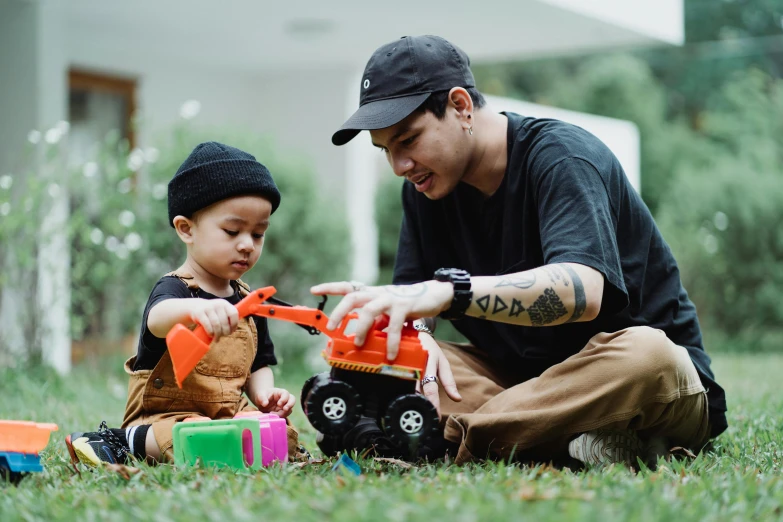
left=527, top=288, right=568, bottom=326
left=385, top=283, right=427, bottom=298
left=559, top=265, right=587, bottom=322
left=494, top=273, right=536, bottom=289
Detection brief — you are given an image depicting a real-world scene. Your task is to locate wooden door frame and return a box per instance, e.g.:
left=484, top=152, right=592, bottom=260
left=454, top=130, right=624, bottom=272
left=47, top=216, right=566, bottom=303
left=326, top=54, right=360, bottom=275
left=68, top=68, right=137, bottom=149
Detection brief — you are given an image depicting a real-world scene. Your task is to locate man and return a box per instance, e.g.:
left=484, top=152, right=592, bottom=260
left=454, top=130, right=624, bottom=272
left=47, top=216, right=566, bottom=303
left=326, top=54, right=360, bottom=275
left=312, top=35, right=727, bottom=466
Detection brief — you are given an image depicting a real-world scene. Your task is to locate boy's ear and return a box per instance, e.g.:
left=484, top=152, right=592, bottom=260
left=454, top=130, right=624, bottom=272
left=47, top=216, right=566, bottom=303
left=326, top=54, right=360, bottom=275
left=173, top=215, right=196, bottom=243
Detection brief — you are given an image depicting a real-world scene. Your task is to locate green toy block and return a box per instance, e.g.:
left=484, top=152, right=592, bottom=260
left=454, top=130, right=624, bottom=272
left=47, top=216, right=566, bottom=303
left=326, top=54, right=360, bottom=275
left=172, top=418, right=261, bottom=471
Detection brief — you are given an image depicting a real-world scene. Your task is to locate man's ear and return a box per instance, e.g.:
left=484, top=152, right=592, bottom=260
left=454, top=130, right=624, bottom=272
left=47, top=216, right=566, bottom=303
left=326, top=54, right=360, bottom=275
left=448, top=87, right=474, bottom=128
left=172, top=215, right=196, bottom=244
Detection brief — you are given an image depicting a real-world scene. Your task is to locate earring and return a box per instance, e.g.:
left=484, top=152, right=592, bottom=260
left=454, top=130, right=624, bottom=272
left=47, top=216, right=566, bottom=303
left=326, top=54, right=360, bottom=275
left=468, top=126, right=473, bottom=136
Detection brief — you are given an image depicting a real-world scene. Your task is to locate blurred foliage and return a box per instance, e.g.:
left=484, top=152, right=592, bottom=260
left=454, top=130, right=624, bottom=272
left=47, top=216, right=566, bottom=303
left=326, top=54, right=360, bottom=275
left=374, top=174, right=404, bottom=288
left=657, top=70, right=783, bottom=352
left=0, top=122, right=350, bottom=363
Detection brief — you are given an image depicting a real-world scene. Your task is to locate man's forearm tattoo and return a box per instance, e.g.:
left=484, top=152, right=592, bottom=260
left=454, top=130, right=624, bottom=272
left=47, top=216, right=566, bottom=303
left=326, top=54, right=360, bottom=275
left=528, top=288, right=568, bottom=326
left=542, top=266, right=560, bottom=284
left=385, top=283, right=427, bottom=298
left=542, top=265, right=572, bottom=287
left=476, top=295, right=512, bottom=315
left=553, top=265, right=570, bottom=286
left=552, top=265, right=569, bottom=286
left=494, top=272, right=536, bottom=289
left=510, top=298, right=525, bottom=318
left=559, top=264, right=586, bottom=322
left=475, top=265, right=586, bottom=324
left=492, top=296, right=508, bottom=314
left=477, top=294, right=525, bottom=319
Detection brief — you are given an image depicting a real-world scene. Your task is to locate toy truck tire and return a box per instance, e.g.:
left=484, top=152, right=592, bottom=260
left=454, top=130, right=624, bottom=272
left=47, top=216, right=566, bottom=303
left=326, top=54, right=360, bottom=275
left=300, top=371, right=330, bottom=411
left=0, top=463, right=24, bottom=485
left=304, top=379, right=363, bottom=435
left=382, top=394, right=439, bottom=447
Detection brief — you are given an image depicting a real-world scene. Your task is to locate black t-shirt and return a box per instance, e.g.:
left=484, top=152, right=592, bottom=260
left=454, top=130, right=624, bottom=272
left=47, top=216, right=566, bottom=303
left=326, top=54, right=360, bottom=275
left=133, top=276, right=277, bottom=372
left=393, top=112, right=727, bottom=437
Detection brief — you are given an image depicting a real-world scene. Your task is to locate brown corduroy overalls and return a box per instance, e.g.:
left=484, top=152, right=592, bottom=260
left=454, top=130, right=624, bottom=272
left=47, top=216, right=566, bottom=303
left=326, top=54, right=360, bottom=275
left=121, top=271, right=300, bottom=463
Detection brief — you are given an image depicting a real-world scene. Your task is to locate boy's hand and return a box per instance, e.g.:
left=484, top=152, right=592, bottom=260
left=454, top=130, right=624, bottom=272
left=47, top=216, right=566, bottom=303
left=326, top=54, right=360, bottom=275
left=254, top=387, right=295, bottom=418
left=189, top=299, right=239, bottom=342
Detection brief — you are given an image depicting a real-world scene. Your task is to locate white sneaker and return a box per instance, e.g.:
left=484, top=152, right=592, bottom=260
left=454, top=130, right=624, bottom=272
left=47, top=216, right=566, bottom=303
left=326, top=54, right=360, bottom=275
left=568, top=429, right=646, bottom=466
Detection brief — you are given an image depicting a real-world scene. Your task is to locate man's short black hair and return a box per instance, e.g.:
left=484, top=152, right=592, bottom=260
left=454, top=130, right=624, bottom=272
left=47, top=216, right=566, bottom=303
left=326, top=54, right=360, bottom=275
left=417, top=88, right=487, bottom=119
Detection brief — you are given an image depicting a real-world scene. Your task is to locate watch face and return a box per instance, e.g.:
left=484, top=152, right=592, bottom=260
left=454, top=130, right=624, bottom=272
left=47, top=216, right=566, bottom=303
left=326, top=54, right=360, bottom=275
left=435, top=268, right=469, bottom=282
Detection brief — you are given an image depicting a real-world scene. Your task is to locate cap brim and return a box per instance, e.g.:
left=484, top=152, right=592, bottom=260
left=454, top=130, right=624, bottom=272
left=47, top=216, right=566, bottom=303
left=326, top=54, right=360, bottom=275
left=332, top=92, right=432, bottom=146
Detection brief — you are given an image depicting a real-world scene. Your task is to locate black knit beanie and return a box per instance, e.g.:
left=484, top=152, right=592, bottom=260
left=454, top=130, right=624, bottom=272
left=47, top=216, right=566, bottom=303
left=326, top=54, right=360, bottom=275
left=168, top=141, right=281, bottom=226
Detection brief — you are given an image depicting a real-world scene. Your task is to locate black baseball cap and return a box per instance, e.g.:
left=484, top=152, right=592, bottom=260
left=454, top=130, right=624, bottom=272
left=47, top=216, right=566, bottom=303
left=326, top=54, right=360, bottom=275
left=331, top=35, right=475, bottom=146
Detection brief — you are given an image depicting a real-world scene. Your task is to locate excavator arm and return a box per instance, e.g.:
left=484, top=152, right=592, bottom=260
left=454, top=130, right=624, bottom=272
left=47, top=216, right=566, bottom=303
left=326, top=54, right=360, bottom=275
left=167, top=286, right=333, bottom=388
left=248, top=303, right=332, bottom=337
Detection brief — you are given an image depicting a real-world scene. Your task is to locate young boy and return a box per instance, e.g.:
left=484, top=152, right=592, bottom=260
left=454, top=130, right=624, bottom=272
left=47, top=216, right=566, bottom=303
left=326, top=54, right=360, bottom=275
left=66, top=141, right=300, bottom=466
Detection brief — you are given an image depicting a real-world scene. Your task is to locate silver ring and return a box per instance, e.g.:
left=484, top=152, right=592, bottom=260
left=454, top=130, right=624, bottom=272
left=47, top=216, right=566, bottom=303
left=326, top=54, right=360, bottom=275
left=349, top=280, right=366, bottom=293
left=421, top=374, right=438, bottom=386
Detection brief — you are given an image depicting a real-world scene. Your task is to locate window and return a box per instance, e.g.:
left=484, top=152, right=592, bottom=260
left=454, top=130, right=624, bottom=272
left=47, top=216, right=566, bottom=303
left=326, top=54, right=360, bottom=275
left=68, top=69, right=136, bottom=161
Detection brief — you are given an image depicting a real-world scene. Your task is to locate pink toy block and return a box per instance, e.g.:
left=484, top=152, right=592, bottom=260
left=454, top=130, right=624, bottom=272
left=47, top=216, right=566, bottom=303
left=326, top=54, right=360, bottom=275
left=234, top=411, right=288, bottom=466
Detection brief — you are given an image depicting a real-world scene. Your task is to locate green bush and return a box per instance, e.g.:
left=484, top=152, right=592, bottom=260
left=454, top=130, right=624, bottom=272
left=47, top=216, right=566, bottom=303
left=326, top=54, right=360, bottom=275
left=656, top=70, right=783, bottom=352
left=657, top=162, right=783, bottom=352
left=374, top=174, right=405, bottom=287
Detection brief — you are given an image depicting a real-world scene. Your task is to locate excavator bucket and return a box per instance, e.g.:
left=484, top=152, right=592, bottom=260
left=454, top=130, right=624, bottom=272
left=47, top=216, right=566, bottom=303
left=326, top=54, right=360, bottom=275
left=167, top=324, right=213, bottom=388
left=166, top=286, right=277, bottom=388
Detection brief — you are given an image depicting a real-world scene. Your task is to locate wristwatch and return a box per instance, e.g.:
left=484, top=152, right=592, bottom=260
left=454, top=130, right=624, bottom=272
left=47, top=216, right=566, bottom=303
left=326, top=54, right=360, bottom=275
left=433, top=268, right=473, bottom=320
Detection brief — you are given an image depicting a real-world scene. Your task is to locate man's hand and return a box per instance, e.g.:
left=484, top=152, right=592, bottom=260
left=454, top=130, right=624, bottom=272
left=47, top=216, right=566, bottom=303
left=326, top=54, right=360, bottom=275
left=189, top=299, right=240, bottom=342
left=253, top=387, right=295, bottom=418
left=310, top=280, right=453, bottom=360
left=417, top=334, right=461, bottom=414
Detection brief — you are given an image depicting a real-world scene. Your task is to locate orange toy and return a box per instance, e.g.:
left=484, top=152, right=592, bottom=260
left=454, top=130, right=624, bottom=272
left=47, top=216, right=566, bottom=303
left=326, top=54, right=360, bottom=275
left=0, top=421, right=59, bottom=454
left=166, top=286, right=427, bottom=388
left=166, top=286, right=438, bottom=452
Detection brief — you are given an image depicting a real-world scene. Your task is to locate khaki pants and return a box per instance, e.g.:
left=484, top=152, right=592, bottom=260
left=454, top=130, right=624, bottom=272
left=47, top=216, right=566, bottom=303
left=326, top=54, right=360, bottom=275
left=438, top=326, right=711, bottom=465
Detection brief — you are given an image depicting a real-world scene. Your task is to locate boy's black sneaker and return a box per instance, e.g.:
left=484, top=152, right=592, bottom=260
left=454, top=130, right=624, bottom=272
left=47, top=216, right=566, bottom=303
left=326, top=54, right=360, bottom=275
left=65, top=421, right=130, bottom=468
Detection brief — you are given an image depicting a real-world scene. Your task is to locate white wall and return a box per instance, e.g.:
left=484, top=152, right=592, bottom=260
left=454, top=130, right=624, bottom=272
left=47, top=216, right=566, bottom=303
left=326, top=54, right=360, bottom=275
left=68, top=39, right=353, bottom=201
left=484, top=95, right=641, bottom=192
left=541, top=0, right=683, bottom=45
left=0, top=1, right=41, bottom=176
left=0, top=0, right=71, bottom=374
left=245, top=67, right=354, bottom=201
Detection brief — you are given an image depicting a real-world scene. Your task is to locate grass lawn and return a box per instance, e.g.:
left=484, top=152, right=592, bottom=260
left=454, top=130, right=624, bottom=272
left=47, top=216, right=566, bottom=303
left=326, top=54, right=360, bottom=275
left=1, top=353, right=781, bottom=521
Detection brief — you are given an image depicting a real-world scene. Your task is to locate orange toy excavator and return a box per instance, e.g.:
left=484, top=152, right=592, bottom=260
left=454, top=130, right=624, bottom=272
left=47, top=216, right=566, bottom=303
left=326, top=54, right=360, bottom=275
left=166, top=286, right=438, bottom=449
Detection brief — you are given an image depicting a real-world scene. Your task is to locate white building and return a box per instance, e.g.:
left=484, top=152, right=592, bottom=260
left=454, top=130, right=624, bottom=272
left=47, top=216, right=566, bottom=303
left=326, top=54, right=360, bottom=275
left=0, top=0, right=682, bottom=372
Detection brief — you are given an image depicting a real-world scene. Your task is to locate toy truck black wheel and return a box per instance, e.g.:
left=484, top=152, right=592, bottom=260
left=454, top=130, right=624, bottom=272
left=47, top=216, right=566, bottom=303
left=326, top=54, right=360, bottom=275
left=300, top=371, right=330, bottom=410
left=0, top=464, right=23, bottom=485
left=382, top=394, right=439, bottom=447
left=304, top=379, right=363, bottom=435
